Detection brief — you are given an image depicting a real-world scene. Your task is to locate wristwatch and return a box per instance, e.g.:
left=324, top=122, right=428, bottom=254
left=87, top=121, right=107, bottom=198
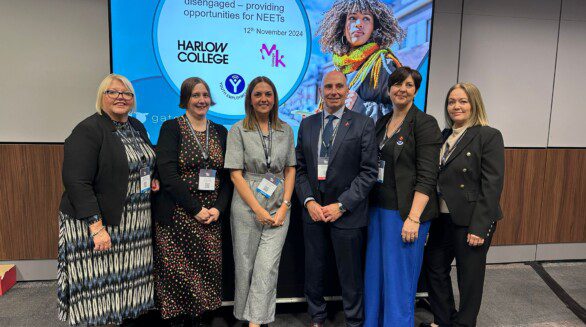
left=283, top=200, right=292, bottom=208
left=338, top=202, right=347, bottom=213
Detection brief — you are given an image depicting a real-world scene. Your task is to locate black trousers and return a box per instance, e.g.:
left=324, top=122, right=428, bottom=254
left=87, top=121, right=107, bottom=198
left=303, top=221, right=366, bottom=327
left=423, top=213, right=494, bottom=327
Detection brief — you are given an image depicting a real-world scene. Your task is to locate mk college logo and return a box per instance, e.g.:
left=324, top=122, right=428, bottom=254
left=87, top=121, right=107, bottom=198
left=224, top=74, right=245, bottom=94
left=260, top=44, right=286, bottom=68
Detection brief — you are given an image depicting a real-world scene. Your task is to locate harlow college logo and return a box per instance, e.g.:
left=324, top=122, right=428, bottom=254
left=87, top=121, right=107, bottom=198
left=224, top=74, right=245, bottom=94
left=260, top=44, right=286, bottom=68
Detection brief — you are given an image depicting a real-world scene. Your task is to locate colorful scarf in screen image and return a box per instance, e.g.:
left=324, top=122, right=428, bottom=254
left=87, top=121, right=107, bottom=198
left=333, top=42, right=402, bottom=90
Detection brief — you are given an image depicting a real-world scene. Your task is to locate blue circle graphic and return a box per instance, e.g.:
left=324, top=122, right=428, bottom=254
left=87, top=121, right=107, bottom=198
left=224, top=74, right=246, bottom=95
left=152, top=0, right=312, bottom=123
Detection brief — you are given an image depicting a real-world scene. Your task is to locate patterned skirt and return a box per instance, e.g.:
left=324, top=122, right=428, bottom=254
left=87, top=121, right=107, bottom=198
left=154, top=206, right=222, bottom=319
left=57, top=205, right=154, bottom=326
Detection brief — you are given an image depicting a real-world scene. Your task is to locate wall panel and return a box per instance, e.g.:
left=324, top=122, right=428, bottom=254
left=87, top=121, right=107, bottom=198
left=426, top=0, right=462, bottom=124
left=539, top=149, right=586, bottom=243
left=548, top=0, right=586, bottom=147
left=0, top=0, right=109, bottom=142
left=458, top=0, right=560, bottom=147
left=493, top=149, right=547, bottom=245
left=464, top=0, right=561, bottom=19
left=0, top=145, right=63, bottom=259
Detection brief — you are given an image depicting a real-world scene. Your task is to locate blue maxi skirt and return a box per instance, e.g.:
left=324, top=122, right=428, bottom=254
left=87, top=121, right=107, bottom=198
left=364, top=207, right=430, bottom=327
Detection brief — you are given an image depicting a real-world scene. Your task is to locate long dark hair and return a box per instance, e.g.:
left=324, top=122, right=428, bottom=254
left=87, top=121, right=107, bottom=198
left=243, top=76, right=282, bottom=130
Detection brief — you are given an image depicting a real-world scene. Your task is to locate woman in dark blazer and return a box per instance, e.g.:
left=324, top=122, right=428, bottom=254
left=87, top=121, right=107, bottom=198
left=58, top=74, right=158, bottom=326
left=153, top=77, right=232, bottom=326
left=364, top=66, right=442, bottom=327
left=422, top=83, right=505, bottom=327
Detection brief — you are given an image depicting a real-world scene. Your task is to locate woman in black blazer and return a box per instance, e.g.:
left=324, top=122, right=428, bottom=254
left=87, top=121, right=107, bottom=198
left=58, top=74, right=158, bottom=325
left=422, top=83, right=505, bottom=327
left=364, top=67, right=442, bottom=327
left=153, top=77, right=232, bottom=326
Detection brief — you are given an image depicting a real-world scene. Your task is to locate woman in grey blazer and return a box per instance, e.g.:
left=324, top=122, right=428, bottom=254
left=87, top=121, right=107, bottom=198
left=224, top=76, right=296, bottom=327
left=422, top=83, right=505, bottom=327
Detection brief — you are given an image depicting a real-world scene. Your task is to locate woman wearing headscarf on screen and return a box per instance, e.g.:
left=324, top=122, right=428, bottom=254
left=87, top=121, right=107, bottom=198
left=153, top=77, right=232, bottom=327
left=58, top=74, right=158, bottom=326
left=317, top=0, right=404, bottom=121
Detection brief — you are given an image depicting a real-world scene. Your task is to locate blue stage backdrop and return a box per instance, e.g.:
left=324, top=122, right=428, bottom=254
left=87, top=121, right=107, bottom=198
left=110, top=0, right=434, bottom=144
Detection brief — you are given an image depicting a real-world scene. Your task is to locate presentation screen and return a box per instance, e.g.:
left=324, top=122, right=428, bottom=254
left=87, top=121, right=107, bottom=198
left=110, top=0, right=434, bottom=143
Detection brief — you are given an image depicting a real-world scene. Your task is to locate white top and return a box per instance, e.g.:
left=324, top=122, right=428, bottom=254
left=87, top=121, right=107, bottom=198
left=439, top=125, right=468, bottom=214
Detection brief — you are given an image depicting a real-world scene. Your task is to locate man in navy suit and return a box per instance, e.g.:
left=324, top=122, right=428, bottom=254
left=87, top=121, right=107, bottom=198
left=295, top=71, right=378, bottom=327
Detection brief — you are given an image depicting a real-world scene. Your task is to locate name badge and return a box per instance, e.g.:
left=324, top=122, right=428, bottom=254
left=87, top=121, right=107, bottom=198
left=257, top=173, right=280, bottom=198
left=140, top=167, right=151, bottom=193
left=198, top=169, right=216, bottom=191
left=318, top=157, right=328, bottom=181
left=377, top=160, right=385, bottom=183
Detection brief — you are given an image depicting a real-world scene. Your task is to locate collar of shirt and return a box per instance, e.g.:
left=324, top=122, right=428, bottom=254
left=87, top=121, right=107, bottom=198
left=324, top=106, right=345, bottom=121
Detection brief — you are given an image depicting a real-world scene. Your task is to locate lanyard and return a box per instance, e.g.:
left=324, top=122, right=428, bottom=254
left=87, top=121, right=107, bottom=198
left=256, top=120, right=273, bottom=169
left=379, top=116, right=405, bottom=151
left=320, top=112, right=341, bottom=157
left=116, top=122, right=147, bottom=166
left=440, top=129, right=468, bottom=168
left=184, top=115, right=210, bottom=162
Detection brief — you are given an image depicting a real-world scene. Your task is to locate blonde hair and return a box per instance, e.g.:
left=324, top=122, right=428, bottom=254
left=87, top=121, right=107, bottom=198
left=95, top=74, right=136, bottom=114
left=444, top=82, right=489, bottom=128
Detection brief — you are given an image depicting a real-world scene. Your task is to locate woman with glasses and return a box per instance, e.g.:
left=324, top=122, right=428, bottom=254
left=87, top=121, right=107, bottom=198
left=153, top=77, right=232, bottom=327
left=58, top=74, right=158, bottom=326
left=224, top=76, right=296, bottom=327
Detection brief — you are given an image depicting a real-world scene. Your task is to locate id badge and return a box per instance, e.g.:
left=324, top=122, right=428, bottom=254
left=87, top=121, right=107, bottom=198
left=256, top=173, right=280, bottom=198
left=317, top=157, right=328, bottom=181
left=198, top=169, right=216, bottom=191
left=140, top=167, right=151, bottom=193
left=377, top=160, right=385, bottom=183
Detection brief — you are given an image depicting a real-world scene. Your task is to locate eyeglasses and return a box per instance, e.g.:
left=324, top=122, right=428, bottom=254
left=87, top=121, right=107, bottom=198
left=104, top=90, right=134, bottom=100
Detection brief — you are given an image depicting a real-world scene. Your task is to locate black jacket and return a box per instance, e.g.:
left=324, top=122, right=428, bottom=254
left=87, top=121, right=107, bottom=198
left=374, top=106, right=443, bottom=222
left=59, top=112, right=154, bottom=226
left=295, top=109, right=378, bottom=229
left=353, top=57, right=398, bottom=121
left=152, top=118, right=232, bottom=225
left=438, top=125, right=505, bottom=237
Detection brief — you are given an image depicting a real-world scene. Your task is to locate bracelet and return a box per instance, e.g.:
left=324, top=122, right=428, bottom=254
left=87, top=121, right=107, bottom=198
left=407, top=216, right=420, bottom=224
left=91, top=226, right=105, bottom=238
left=87, top=214, right=102, bottom=225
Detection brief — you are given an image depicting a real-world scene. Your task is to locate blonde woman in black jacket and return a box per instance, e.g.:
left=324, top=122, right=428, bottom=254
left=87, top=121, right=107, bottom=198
left=422, top=83, right=505, bottom=327
left=58, top=74, right=158, bottom=325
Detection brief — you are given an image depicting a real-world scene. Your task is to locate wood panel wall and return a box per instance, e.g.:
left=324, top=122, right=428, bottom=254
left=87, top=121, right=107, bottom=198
left=492, top=149, right=547, bottom=245
left=0, top=145, right=584, bottom=259
left=0, top=144, right=63, bottom=259
left=538, top=149, right=586, bottom=243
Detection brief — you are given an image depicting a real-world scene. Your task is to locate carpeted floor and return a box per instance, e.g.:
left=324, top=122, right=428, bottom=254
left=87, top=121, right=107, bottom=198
left=0, top=262, right=584, bottom=326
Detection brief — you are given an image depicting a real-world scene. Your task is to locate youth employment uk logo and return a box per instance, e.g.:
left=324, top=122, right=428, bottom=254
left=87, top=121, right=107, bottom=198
left=260, top=44, right=286, bottom=68
left=225, top=74, right=245, bottom=94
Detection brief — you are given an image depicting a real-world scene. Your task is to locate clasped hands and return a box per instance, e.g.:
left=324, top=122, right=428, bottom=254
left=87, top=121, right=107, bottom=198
left=254, top=205, right=288, bottom=227
left=306, top=201, right=343, bottom=223
left=467, top=233, right=485, bottom=247
left=195, top=207, right=220, bottom=224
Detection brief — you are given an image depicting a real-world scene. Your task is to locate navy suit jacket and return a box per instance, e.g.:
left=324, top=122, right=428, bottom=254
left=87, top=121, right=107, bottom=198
left=295, top=109, right=378, bottom=229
